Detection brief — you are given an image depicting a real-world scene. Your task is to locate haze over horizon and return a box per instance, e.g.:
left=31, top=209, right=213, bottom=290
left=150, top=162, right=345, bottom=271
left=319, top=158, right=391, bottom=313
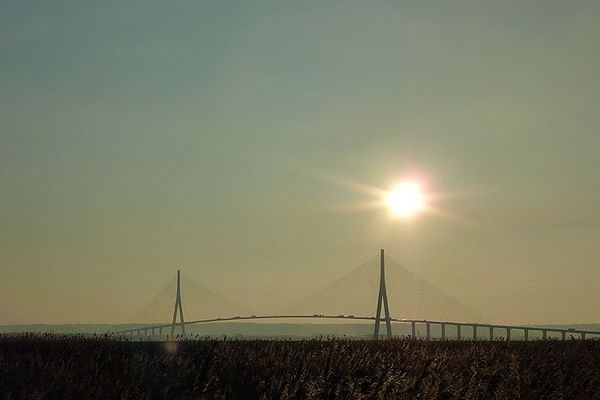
left=1, top=1, right=600, bottom=326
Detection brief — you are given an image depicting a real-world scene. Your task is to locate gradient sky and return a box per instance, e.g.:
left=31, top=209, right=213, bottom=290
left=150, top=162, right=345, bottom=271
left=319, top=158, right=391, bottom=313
left=1, top=1, right=599, bottom=325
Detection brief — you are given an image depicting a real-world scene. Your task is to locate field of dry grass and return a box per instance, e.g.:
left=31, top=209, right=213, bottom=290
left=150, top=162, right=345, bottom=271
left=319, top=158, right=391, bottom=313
left=1, top=335, right=600, bottom=399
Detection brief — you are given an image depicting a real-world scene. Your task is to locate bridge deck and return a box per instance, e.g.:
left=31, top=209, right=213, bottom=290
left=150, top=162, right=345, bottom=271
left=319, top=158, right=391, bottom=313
left=114, top=315, right=600, bottom=338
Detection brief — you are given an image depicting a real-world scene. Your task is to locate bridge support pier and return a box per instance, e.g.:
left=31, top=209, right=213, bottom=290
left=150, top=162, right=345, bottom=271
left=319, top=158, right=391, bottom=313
left=524, top=328, right=529, bottom=341
left=506, top=327, right=511, bottom=341
left=489, top=326, right=493, bottom=341
left=426, top=322, right=431, bottom=340
left=411, top=321, right=416, bottom=339
left=542, top=330, right=547, bottom=340
left=562, top=331, right=566, bottom=340
left=582, top=333, right=586, bottom=340
left=373, top=249, right=392, bottom=340
left=457, top=324, right=461, bottom=340
left=473, top=324, right=477, bottom=340
left=441, top=323, right=446, bottom=340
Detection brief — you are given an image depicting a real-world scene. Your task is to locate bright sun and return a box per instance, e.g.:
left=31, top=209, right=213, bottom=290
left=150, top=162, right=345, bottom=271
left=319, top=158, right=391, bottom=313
left=385, top=182, right=425, bottom=217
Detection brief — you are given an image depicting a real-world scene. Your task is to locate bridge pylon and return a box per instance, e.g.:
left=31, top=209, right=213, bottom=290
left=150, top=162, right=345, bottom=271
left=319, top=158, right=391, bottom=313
left=170, top=269, right=186, bottom=337
left=373, top=249, right=392, bottom=339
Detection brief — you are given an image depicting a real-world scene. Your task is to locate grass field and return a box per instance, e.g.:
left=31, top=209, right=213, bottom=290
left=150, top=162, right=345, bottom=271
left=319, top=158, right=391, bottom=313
left=1, top=335, right=600, bottom=399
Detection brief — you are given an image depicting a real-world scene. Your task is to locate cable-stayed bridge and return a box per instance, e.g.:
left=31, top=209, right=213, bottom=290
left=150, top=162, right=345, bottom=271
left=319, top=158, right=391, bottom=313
left=116, top=250, right=600, bottom=341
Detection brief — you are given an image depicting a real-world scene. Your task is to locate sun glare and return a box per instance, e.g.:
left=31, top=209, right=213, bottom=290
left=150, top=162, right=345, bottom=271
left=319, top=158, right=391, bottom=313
left=385, top=182, right=425, bottom=217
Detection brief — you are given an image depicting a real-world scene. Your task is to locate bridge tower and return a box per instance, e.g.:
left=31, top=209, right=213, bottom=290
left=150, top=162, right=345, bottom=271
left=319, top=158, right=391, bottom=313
left=170, top=270, right=186, bottom=337
left=373, top=249, right=393, bottom=339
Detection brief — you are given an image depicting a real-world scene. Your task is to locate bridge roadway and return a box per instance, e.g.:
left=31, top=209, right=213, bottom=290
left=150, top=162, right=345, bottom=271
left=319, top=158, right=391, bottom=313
left=115, top=314, right=600, bottom=341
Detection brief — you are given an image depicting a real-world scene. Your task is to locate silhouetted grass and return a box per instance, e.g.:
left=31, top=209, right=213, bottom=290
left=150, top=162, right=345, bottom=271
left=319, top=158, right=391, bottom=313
left=1, top=334, right=600, bottom=399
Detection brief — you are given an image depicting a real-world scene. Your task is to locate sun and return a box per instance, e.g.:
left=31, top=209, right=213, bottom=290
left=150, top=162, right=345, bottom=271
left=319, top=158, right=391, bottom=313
left=385, top=182, right=425, bottom=217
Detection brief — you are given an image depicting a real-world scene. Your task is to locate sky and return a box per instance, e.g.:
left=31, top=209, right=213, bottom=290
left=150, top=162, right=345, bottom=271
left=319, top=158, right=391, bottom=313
left=1, top=0, right=599, bottom=325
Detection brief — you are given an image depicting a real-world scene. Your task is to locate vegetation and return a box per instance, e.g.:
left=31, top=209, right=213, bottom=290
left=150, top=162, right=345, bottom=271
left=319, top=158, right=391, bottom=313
left=1, top=334, right=600, bottom=399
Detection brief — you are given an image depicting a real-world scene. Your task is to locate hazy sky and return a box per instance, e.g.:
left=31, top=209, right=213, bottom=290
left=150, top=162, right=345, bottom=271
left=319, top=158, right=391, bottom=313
left=1, top=1, right=599, bottom=325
